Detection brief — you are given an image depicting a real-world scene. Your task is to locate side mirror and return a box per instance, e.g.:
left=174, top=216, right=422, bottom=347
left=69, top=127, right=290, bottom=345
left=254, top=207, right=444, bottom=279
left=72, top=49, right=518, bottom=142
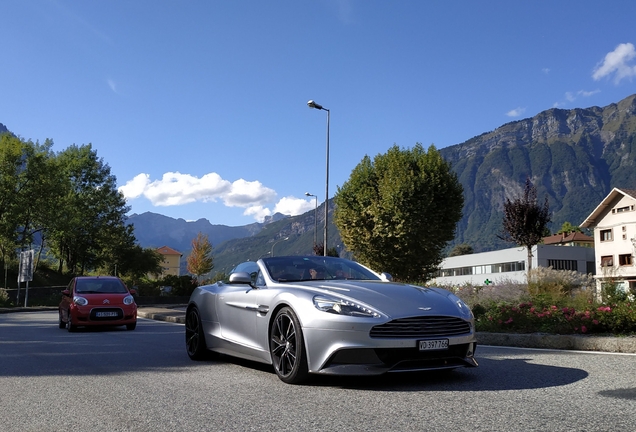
left=129, top=289, right=137, bottom=296
left=228, top=272, right=253, bottom=284
left=380, top=272, right=393, bottom=282
left=61, top=289, right=70, bottom=296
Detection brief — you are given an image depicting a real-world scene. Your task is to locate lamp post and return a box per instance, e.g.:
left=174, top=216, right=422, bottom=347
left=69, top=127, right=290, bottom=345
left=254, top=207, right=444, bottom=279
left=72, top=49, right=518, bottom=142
left=305, top=192, right=318, bottom=250
left=271, top=237, right=289, bottom=257
left=307, top=99, right=330, bottom=256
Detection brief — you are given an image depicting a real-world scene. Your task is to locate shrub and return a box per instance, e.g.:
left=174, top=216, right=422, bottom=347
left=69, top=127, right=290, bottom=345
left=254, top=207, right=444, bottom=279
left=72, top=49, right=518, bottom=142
left=433, top=268, right=636, bottom=335
left=0, top=288, right=11, bottom=307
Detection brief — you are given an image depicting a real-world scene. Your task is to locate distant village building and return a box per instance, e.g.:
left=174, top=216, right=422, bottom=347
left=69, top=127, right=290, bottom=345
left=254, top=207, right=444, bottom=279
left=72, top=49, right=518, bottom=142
left=431, top=244, right=595, bottom=286
left=581, top=188, right=636, bottom=294
left=542, top=232, right=594, bottom=248
left=154, top=246, right=182, bottom=278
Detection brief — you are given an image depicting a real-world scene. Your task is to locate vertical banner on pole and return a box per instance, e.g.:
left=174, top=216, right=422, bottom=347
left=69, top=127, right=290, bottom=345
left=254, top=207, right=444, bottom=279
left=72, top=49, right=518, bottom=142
left=18, top=250, right=34, bottom=307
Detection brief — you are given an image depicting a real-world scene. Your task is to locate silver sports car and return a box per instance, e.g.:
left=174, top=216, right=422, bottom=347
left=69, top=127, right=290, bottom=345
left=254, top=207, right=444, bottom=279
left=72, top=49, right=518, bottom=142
left=185, top=256, right=478, bottom=384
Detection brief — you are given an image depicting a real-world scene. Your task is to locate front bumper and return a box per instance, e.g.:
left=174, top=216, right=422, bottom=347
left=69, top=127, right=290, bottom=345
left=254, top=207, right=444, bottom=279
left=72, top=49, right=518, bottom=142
left=70, top=305, right=137, bottom=326
left=303, top=327, right=478, bottom=375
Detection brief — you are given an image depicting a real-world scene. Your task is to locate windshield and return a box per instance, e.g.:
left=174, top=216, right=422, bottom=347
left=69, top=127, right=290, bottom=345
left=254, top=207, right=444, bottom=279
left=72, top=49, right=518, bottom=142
left=261, top=256, right=381, bottom=282
left=75, top=279, right=128, bottom=294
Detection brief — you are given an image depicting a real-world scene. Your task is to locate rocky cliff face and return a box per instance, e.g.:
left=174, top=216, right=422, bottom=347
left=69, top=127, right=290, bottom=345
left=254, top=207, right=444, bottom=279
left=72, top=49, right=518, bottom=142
left=440, top=94, right=636, bottom=252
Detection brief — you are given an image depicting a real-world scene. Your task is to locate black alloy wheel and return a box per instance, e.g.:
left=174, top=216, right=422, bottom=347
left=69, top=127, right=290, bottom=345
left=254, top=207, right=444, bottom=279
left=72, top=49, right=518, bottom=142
left=185, top=307, right=208, bottom=360
left=270, top=307, right=309, bottom=384
left=58, top=311, right=66, bottom=329
left=126, top=322, right=136, bottom=331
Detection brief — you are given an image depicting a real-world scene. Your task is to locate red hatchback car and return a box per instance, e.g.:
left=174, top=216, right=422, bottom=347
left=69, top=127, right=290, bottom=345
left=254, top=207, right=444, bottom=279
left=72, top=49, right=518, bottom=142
left=58, top=276, right=137, bottom=331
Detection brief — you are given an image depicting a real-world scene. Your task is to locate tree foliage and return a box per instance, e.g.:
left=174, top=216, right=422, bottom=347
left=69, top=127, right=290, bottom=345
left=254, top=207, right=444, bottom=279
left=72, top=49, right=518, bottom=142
left=0, top=134, right=147, bottom=277
left=557, top=221, right=582, bottom=235
left=334, top=143, right=463, bottom=281
left=448, top=244, right=474, bottom=257
left=186, top=232, right=214, bottom=284
left=48, top=144, right=133, bottom=274
left=499, top=178, right=551, bottom=271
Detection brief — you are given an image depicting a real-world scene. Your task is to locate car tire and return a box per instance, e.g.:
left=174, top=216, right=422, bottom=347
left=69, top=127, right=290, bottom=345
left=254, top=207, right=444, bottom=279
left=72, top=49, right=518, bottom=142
left=58, top=312, right=66, bottom=329
left=126, top=322, right=137, bottom=331
left=185, top=306, right=210, bottom=360
left=66, top=310, right=77, bottom=332
left=270, top=307, right=309, bottom=384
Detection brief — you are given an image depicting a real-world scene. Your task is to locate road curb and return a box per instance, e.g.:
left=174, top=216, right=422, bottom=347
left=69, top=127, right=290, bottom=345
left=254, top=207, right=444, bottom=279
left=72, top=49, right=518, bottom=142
left=137, top=309, right=185, bottom=324
left=477, top=332, right=636, bottom=354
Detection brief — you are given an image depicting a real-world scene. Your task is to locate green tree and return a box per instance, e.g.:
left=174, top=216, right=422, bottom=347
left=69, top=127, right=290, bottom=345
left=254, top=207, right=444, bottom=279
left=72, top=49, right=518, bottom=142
left=48, top=144, right=131, bottom=274
left=186, top=232, right=214, bottom=284
left=0, top=134, right=30, bottom=260
left=448, top=244, right=474, bottom=257
left=499, top=178, right=551, bottom=273
left=557, top=221, right=582, bottom=235
left=0, top=135, right=62, bottom=270
left=334, top=143, right=463, bottom=281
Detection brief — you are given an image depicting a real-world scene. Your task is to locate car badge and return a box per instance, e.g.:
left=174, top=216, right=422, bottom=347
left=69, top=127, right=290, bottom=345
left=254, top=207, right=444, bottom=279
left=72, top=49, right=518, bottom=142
left=419, top=307, right=432, bottom=311
left=103, top=299, right=110, bottom=304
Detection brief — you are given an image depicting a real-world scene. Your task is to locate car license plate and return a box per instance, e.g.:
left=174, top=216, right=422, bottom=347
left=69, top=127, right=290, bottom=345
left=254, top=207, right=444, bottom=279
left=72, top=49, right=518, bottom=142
left=419, top=339, right=449, bottom=351
left=96, top=311, right=118, bottom=318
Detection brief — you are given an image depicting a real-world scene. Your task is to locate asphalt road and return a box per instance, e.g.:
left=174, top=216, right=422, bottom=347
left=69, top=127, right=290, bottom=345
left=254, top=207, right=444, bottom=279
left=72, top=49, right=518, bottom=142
left=1, top=311, right=636, bottom=432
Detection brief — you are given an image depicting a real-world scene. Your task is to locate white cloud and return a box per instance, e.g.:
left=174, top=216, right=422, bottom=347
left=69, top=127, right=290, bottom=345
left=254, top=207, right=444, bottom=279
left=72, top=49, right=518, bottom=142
left=506, top=107, right=526, bottom=117
left=556, top=89, right=600, bottom=108
left=107, top=78, right=117, bottom=93
left=222, top=178, right=276, bottom=207
left=592, top=43, right=636, bottom=84
left=141, top=172, right=232, bottom=206
left=243, top=205, right=272, bottom=221
left=274, top=196, right=315, bottom=216
left=119, top=171, right=313, bottom=222
left=118, top=173, right=149, bottom=198
left=542, top=68, right=551, bottom=74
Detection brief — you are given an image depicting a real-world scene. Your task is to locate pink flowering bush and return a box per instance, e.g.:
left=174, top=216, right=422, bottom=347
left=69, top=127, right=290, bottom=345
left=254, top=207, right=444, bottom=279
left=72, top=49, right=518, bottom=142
left=438, top=268, right=636, bottom=335
left=474, top=301, right=636, bottom=334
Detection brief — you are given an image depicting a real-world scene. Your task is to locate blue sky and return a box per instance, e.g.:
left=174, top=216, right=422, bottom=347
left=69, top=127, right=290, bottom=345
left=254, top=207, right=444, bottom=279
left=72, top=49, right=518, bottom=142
left=2, top=1, right=636, bottom=227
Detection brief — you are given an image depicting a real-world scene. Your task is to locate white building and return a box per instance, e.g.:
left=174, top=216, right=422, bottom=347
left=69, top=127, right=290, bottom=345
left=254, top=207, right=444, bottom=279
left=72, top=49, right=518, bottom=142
left=581, top=188, right=636, bottom=293
left=431, top=244, right=595, bottom=286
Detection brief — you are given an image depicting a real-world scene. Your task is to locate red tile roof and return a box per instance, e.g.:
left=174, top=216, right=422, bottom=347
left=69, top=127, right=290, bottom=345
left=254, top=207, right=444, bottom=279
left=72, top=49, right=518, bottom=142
left=156, top=246, right=182, bottom=256
left=542, top=232, right=593, bottom=245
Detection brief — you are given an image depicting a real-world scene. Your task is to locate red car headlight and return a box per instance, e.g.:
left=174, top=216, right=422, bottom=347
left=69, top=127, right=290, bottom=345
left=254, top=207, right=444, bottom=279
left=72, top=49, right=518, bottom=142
left=73, top=296, right=88, bottom=306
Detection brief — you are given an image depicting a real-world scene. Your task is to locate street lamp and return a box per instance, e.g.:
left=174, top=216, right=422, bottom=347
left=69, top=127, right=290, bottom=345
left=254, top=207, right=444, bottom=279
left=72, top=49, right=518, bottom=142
left=305, top=192, right=318, bottom=250
left=307, top=99, right=330, bottom=256
left=271, top=237, right=289, bottom=257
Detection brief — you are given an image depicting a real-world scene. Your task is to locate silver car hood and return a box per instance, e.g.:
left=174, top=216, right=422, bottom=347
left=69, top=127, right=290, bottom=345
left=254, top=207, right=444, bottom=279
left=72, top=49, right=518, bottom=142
left=288, top=280, right=462, bottom=318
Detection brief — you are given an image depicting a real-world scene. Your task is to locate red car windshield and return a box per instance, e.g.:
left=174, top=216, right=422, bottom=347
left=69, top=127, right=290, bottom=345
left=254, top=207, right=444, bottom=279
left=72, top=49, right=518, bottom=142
left=75, top=279, right=128, bottom=294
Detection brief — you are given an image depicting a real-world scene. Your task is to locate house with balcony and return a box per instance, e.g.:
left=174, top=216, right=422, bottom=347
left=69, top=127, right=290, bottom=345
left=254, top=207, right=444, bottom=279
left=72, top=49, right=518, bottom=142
left=581, top=188, right=636, bottom=294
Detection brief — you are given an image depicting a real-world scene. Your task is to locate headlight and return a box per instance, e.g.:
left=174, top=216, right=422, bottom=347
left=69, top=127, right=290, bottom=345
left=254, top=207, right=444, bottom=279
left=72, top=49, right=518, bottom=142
left=448, top=293, right=473, bottom=318
left=123, top=295, right=135, bottom=305
left=73, top=296, right=88, bottom=306
left=313, top=295, right=380, bottom=318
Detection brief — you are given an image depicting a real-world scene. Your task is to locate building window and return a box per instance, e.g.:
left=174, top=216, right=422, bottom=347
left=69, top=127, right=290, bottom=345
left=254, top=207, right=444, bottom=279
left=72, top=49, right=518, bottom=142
left=547, top=260, right=578, bottom=271
left=601, top=255, right=614, bottom=267
left=600, top=229, right=613, bottom=242
left=619, top=254, right=633, bottom=266
left=615, top=206, right=631, bottom=213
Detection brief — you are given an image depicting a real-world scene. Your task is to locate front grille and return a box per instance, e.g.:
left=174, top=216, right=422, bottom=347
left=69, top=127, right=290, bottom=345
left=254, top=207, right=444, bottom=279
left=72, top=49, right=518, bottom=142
left=370, top=316, right=470, bottom=338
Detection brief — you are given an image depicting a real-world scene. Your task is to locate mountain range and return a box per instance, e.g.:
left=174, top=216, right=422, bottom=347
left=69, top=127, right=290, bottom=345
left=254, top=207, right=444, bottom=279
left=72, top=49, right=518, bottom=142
left=440, top=93, right=636, bottom=251
left=5, top=94, right=636, bottom=276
